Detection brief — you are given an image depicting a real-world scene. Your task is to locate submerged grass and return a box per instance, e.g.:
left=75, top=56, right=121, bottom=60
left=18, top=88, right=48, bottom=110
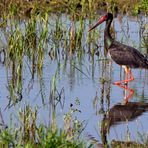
left=0, top=0, right=147, bottom=147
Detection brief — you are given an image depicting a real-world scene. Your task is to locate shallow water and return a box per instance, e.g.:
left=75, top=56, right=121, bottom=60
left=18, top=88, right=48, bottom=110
left=0, top=13, right=148, bottom=145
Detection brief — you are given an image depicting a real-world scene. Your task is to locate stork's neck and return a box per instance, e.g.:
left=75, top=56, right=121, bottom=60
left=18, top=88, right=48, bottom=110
left=104, top=18, right=113, bottom=49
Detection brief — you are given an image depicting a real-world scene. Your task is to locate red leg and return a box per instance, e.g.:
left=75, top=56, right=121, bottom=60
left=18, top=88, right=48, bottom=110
left=113, top=67, right=134, bottom=85
left=116, top=84, right=134, bottom=104
left=128, top=69, right=134, bottom=82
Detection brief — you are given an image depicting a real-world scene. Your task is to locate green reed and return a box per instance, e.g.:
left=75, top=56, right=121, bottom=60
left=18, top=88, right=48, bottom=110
left=0, top=103, right=86, bottom=147
left=0, top=0, right=148, bottom=19
left=3, top=12, right=50, bottom=106
left=37, top=13, right=49, bottom=76
left=0, top=1, right=147, bottom=147
left=5, top=20, right=24, bottom=106
left=50, top=16, right=63, bottom=61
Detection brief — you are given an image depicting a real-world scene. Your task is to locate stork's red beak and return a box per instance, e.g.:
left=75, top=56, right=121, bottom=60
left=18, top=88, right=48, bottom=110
left=88, top=14, right=108, bottom=31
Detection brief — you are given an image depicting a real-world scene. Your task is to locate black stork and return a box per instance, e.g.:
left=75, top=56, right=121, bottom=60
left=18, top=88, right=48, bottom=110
left=89, top=13, right=148, bottom=85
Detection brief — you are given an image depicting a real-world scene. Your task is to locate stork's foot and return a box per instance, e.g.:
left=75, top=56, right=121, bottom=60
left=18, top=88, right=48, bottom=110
left=113, top=81, right=121, bottom=85
left=113, top=68, right=134, bottom=85
left=113, top=81, right=128, bottom=86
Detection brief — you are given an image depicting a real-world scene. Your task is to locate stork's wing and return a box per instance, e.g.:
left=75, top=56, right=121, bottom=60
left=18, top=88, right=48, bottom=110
left=109, top=41, right=148, bottom=68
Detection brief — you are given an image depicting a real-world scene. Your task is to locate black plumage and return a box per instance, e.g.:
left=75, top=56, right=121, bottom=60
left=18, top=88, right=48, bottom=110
left=89, top=13, right=148, bottom=84
left=109, top=41, right=148, bottom=69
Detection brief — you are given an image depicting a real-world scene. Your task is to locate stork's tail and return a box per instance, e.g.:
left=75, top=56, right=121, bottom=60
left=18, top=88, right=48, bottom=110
left=140, top=54, right=148, bottom=69
left=143, top=55, right=148, bottom=69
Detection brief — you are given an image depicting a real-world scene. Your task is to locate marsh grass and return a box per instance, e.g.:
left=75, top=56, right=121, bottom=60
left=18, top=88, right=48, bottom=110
left=0, top=69, right=86, bottom=147
left=0, top=11, right=147, bottom=147
left=0, top=104, right=86, bottom=147
left=0, top=0, right=147, bottom=147
left=0, top=0, right=147, bottom=19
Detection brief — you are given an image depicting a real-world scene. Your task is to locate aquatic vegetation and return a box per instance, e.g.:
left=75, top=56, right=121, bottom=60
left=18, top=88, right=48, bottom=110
left=0, top=0, right=148, bottom=19
left=0, top=0, right=147, bottom=147
left=0, top=104, right=86, bottom=147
